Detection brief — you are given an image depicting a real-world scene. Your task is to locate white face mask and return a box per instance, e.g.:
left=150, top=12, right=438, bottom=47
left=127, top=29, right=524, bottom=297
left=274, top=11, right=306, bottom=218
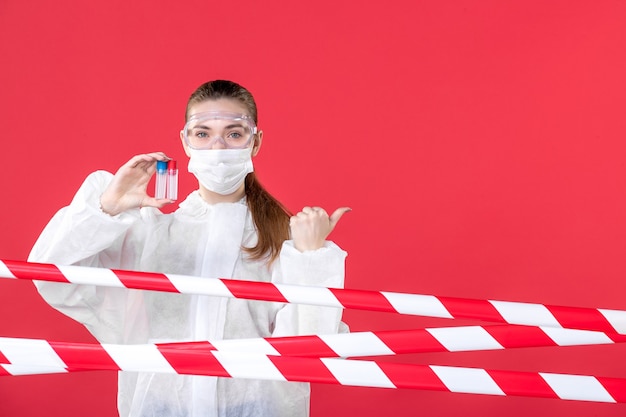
left=187, top=148, right=254, bottom=195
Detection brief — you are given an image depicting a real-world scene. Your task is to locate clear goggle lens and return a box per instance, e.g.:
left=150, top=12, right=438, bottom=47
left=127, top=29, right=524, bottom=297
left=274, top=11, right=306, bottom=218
left=183, top=111, right=257, bottom=150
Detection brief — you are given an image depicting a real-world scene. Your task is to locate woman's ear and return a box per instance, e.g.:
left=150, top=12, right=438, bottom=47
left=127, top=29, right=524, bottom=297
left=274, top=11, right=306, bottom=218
left=251, top=130, right=263, bottom=157
left=180, top=130, right=191, bottom=157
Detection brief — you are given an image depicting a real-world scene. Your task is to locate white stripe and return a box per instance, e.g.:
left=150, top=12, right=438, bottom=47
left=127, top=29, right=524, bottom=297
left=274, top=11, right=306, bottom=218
left=277, top=285, right=344, bottom=308
left=319, top=332, right=395, bottom=357
left=213, top=351, right=286, bottom=381
left=101, top=344, right=176, bottom=373
left=430, top=365, right=505, bottom=395
left=540, top=373, right=616, bottom=403
left=599, top=309, right=626, bottom=335
left=57, top=265, right=124, bottom=287
left=212, top=338, right=280, bottom=356
left=426, top=326, right=504, bottom=352
left=0, top=338, right=66, bottom=367
left=382, top=292, right=453, bottom=318
left=167, top=274, right=233, bottom=297
left=540, top=327, right=613, bottom=346
left=489, top=300, right=562, bottom=327
left=321, top=358, right=396, bottom=388
left=2, top=364, right=68, bottom=376
left=0, top=261, right=16, bottom=279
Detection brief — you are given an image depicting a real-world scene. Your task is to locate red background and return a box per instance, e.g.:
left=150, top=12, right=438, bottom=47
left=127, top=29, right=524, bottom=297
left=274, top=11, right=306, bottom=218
left=2, top=1, right=626, bottom=415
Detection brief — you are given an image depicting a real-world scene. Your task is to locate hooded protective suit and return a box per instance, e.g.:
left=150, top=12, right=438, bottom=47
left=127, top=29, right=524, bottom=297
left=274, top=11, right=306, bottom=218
left=29, top=170, right=347, bottom=417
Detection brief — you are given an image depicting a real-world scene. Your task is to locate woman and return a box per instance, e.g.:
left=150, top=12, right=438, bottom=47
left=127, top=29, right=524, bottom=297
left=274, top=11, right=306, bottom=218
left=29, top=80, right=349, bottom=417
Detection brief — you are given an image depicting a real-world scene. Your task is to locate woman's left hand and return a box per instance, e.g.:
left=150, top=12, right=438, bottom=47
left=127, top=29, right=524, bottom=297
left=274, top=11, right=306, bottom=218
left=290, top=206, right=351, bottom=252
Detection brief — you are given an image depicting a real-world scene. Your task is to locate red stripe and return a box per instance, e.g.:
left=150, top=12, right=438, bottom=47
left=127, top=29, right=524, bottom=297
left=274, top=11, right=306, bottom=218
left=329, top=288, right=397, bottom=313
left=158, top=347, right=230, bottom=377
left=0, top=350, right=9, bottom=364
left=487, top=369, right=559, bottom=399
left=112, top=269, right=179, bottom=293
left=375, top=330, right=448, bottom=354
left=605, top=332, right=626, bottom=343
left=439, top=297, right=506, bottom=323
left=0, top=366, right=13, bottom=376
left=50, top=341, right=120, bottom=371
left=4, top=260, right=69, bottom=283
left=484, top=325, right=558, bottom=348
left=222, top=279, right=288, bottom=303
left=547, top=305, right=618, bottom=334
left=156, top=341, right=217, bottom=352
left=267, top=335, right=339, bottom=358
left=597, top=377, right=626, bottom=402
left=378, top=362, right=449, bottom=391
left=269, top=356, right=339, bottom=384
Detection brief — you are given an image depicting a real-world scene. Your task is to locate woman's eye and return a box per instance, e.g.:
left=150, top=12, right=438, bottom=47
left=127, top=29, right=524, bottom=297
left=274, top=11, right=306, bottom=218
left=195, top=131, right=208, bottom=138
left=228, top=132, right=243, bottom=139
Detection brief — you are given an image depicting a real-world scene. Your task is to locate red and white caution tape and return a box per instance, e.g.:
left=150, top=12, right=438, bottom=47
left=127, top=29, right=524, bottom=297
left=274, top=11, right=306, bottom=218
left=1, top=323, right=626, bottom=367
left=2, top=259, right=626, bottom=334
left=3, top=258, right=626, bottom=403
left=157, top=324, right=626, bottom=358
left=1, top=336, right=625, bottom=403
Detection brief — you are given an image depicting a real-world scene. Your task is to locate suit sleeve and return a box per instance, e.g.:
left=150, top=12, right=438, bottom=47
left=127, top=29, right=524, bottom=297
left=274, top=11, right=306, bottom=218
left=28, top=170, right=143, bottom=343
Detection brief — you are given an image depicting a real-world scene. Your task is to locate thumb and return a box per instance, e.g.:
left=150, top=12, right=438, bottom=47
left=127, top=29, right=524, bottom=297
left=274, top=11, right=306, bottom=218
left=329, top=207, right=352, bottom=230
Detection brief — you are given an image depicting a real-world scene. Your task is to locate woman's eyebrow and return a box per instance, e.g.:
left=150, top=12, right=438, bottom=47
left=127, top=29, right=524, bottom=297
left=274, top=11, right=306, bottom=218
left=224, top=123, right=245, bottom=129
left=193, top=123, right=245, bottom=129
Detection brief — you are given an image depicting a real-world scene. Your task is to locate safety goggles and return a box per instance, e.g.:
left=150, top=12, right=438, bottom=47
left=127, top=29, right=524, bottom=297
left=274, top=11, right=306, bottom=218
left=183, top=111, right=258, bottom=150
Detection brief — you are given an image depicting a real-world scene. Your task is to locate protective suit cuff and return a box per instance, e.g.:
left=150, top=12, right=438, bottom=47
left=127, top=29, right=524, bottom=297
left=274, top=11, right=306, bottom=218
left=278, top=240, right=347, bottom=287
left=95, top=200, right=139, bottom=222
left=282, top=240, right=344, bottom=254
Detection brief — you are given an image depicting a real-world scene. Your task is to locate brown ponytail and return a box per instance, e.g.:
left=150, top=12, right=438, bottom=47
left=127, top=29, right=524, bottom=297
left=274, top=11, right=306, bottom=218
left=186, top=80, right=291, bottom=264
left=243, top=173, right=292, bottom=263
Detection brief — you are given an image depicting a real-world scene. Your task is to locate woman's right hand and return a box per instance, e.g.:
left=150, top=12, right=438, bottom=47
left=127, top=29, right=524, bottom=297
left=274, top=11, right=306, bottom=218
left=99, top=152, right=173, bottom=216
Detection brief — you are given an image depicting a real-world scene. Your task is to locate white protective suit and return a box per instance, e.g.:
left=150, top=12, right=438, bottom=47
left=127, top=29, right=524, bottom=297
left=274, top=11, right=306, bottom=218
left=29, top=170, right=347, bottom=417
